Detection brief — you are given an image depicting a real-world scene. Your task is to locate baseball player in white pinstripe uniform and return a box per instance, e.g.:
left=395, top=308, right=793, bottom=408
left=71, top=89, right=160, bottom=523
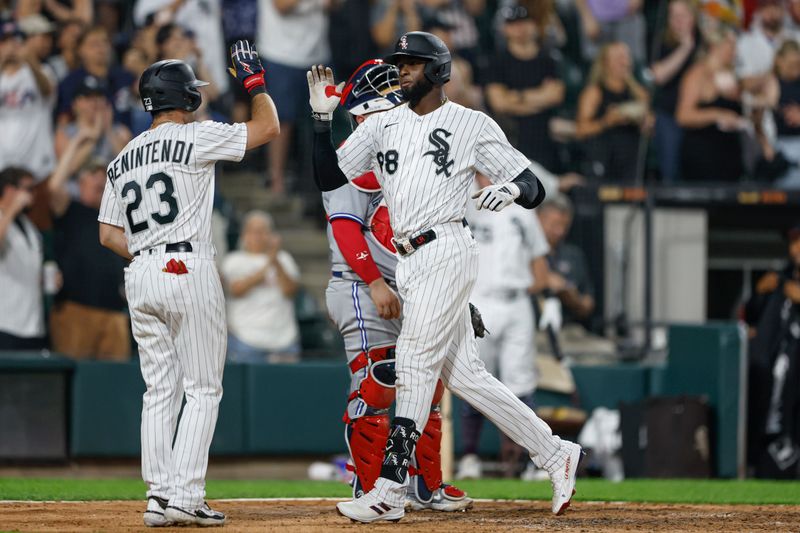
left=323, top=59, right=471, bottom=512
left=308, top=31, right=582, bottom=524
left=98, top=42, right=279, bottom=527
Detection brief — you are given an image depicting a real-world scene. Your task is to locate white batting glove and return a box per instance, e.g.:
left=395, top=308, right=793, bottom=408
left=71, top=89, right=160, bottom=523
left=539, top=297, right=563, bottom=332
left=471, top=182, right=520, bottom=211
left=306, top=64, right=343, bottom=122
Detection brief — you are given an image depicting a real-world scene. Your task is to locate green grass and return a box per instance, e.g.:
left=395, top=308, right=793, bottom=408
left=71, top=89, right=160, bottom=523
left=0, top=478, right=798, bottom=505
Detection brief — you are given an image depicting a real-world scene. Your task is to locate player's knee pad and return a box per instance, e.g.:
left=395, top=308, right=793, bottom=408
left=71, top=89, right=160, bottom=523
left=345, top=413, right=390, bottom=497
left=413, top=410, right=444, bottom=493
left=344, top=345, right=398, bottom=424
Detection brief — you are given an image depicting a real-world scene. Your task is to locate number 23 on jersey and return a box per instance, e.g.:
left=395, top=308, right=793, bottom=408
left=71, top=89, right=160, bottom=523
left=122, top=172, right=180, bottom=234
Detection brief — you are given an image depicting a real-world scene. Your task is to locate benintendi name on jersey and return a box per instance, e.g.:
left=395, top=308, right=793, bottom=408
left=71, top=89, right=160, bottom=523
left=107, top=139, right=195, bottom=183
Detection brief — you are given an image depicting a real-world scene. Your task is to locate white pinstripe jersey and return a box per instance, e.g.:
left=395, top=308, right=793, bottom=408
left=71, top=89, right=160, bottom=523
left=336, top=101, right=531, bottom=239
left=98, top=121, right=247, bottom=255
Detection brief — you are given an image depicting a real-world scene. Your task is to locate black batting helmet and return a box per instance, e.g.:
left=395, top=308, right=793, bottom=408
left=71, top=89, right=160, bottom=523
left=139, top=59, right=209, bottom=113
left=384, top=31, right=451, bottom=85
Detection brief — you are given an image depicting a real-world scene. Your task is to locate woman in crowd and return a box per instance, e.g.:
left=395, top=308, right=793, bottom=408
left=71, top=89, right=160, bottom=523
left=676, top=27, right=745, bottom=183
left=576, top=41, right=650, bottom=184
left=650, top=0, right=699, bottom=183
left=771, top=39, right=800, bottom=188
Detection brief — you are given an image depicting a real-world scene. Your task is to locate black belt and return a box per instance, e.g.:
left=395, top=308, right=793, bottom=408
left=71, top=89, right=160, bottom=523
left=395, top=219, right=468, bottom=257
left=133, top=241, right=193, bottom=257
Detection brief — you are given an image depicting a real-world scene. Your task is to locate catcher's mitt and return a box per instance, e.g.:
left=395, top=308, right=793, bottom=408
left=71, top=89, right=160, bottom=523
left=469, top=303, right=489, bottom=338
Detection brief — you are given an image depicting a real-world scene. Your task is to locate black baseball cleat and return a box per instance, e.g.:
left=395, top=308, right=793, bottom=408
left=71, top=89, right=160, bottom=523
left=143, top=496, right=172, bottom=527
left=165, top=502, right=226, bottom=526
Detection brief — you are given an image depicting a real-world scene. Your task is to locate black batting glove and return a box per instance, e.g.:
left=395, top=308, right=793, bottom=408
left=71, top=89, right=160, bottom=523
left=228, top=40, right=266, bottom=96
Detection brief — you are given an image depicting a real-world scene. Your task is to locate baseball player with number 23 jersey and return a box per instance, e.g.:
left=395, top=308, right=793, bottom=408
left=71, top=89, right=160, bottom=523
left=308, top=31, right=583, bottom=524
left=98, top=41, right=279, bottom=527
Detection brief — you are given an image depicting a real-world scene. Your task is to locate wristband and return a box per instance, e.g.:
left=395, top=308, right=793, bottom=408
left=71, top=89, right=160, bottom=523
left=244, top=73, right=266, bottom=96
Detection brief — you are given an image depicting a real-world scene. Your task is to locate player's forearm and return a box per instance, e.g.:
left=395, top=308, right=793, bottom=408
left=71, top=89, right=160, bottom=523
left=27, top=57, right=53, bottom=97
left=245, top=93, right=280, bottom=150
left=331, top=218, right=382, bottom=285
left=98, top=223, right=132, bottom=260
left=312, top=121, right=349, bottom=191
left=512, top=168, right=545, bottom=209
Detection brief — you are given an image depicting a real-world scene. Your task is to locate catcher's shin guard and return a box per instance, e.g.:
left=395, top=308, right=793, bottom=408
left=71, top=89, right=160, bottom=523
left=343, top=345, right=397, bottom=497
left=346, top=414, right=390, bottom=496
left=407, top=380, right=471, bottom=510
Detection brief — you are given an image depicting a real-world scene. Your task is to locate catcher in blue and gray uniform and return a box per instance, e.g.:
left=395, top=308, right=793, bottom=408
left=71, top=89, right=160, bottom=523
left=322, top=59, right=472, bottom=511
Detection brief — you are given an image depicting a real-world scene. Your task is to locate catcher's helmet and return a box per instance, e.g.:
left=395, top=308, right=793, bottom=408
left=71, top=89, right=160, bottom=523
left=341, top=59, right=404, bottom=116
left=384, top=31, right=451, bottom=85
left=139, top=59, right=209, bottom=113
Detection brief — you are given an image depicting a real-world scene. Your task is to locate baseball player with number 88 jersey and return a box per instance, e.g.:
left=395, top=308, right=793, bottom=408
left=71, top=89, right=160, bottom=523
left=98, top=41, right=279, bottom=527
left=322, top=59, right=472, bottom=512
left=309, top=31, right=583, bottom=524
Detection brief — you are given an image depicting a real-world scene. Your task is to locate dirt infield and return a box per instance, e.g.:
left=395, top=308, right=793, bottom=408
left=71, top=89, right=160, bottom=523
left=3, top=499, right=798, bottom=532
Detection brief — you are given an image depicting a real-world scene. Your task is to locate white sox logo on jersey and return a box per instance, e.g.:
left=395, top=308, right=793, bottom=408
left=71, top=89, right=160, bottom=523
left=423, top=128, right=454, bottom=177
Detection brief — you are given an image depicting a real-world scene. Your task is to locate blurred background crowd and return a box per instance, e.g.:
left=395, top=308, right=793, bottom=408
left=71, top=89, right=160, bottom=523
left=1, top=0, right=799, bottom=363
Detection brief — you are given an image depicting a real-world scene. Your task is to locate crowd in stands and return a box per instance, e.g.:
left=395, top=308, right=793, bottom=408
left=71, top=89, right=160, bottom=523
left=2, top=0, right=799, bottom=361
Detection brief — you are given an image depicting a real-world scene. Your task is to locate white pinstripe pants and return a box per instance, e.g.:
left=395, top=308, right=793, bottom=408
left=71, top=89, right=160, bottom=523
left=376, top=222, right=560, bottom=505
left=125, top=250, right=226, bottom=509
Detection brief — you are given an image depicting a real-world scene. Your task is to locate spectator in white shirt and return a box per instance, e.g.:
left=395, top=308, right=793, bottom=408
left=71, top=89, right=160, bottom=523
left=257, top=0, right=330, bottom=195
left=0, top=167, right=45, bottom=350
left=222, top=211, right=301, bottom=363
left=0, top=20, right=55, bottom=183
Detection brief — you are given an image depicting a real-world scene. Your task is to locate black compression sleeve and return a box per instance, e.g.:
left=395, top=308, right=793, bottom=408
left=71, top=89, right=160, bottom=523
left=312, top=120, right=349, bottom=192
left=512, top=168, right=546, bottom=209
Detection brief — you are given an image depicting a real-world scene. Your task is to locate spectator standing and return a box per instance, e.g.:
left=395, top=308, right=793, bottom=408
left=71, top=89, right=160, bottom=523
left=19, top=14, right=56, bottom=65
left=677, top=27, right=746, bottom=183
left=155, top=23, right=220, bottom=103
left=258, top=0, right=330, bottom=195
left=650, top=0, right=700, bottom=184
left=54, top=75, right=132, bottom=180
left=328, top=0, right=376, bottom=79
left=575, top=0, right=646, bottom=63
left=48, top=136, right=129, bottom=360
left=371, top=0, right=422, bottom=55
left=222, top=211, right=301, bottom=362
left=0, top=167, right=45, bottom=350
left=485, top=5, right=564, bottom=171
left=737, top=0, right=798, bottom=96
left=772, top=39, right=800, bottom=188
left=134, top=0, right=229, bottom=94
left=17, top=0, right=93, bottom=24
left=46, top=18, right=86, bottom=83
left=425, top=15, right=482, bottom=109
left=57, top=26, right=135, bottom=127
left=576, top=41, right=650, bottom=184
left=0, top=20, right=55, bottom=183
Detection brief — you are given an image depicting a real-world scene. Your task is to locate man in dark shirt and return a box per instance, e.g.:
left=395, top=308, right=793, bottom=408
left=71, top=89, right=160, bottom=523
left=537, top=195, right=595, bottom=325
left=485, top=5, right=565, bottom=171
left=57, top=26, right=134, bottom=128
left=48, top=152, right=129, bottom=360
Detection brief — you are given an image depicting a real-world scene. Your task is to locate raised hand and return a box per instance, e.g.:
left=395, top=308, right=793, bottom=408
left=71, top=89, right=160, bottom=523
left=228, top=40, right=266, bottom=96
left=306, top=64, right=343, bottom=121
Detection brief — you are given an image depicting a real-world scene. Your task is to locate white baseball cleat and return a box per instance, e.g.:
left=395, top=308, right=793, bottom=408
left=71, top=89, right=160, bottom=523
left=455, top=453, right=482, bottom=480
left=164, top=502, right=226, bottom=526
left=143, top=496, right=173, bottom=527
left=406, top=482, right=474, bottom=512
left=546, top=441, right=583, bottom=515
left=336, top=491, right=404, bottom=523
